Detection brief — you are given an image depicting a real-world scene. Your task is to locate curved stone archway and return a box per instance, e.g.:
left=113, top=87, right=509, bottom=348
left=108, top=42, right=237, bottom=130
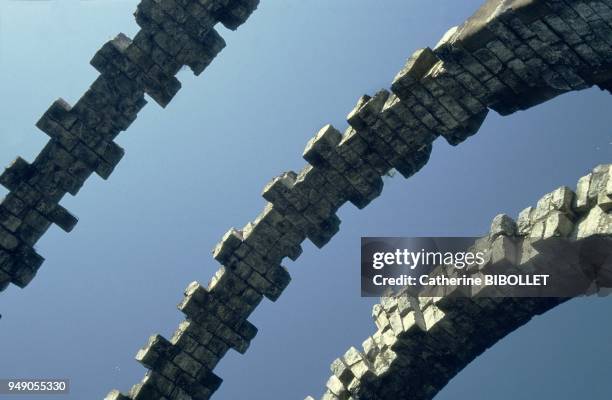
left=0, top=1, right=611, bottom=400
left=104, top=1, right=612, bottom=398
left=312, top=163, right=612, bottom=400
left=0, top=0, right=261, bottom=291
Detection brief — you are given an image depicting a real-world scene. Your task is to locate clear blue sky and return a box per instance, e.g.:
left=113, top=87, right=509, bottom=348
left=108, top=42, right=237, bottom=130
left=0, top=1, right=611, bottom=399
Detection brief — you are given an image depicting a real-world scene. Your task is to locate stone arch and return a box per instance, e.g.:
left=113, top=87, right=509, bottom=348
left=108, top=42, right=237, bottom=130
left=0, top=1, right=611, bottom=399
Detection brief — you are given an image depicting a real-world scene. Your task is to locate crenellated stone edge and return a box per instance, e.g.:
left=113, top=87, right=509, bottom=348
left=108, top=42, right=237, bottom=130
left=310, top=164, right=612, bottom=400
left=105, top=1, right=612, bottom=399
left=0, top=0, right=261, bottom=293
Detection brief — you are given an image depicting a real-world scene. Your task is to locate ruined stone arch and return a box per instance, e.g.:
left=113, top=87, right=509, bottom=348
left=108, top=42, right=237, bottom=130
left=0, top=1, right=611, bottom=399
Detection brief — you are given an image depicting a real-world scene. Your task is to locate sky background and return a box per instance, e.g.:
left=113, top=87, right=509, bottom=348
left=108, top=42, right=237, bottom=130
left=0, top=0, right=611, bottom=399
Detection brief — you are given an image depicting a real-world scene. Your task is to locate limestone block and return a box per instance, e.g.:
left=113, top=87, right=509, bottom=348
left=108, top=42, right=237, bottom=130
left=133, top=385, right=165, bottom=400
left=136, top=334, right=176, bottom=370
left=22, top=209, right=51, bottom=234
left=9, top=266, right=37, bottom=289
left=354, top=129, right=398, bottom=172
left=300, top=166, right=349, bottom=211
left=427, top=79, right=473, bottom=123
left=262, top=172, right=309, bottom=212
left=387, top=310, right=405, bottom=336
left=331, top=358, right=354, bottom=386
left=144, top=371, right=176, bottom=398
left=243, top=267, right=278, bottom=301
left=0, top=157, right=33, bottom=192
left=381, top=96, right=435, bottom=142
left=574, top=205, right=612, bottom=238
left=303, top=212, right=341, bottom=249
left=408, top=82, right=461, bottom=131
left=321, top=390, right=341, bottom=400
left=346, top=95, right=372, bottom=130
left=543, top=211, right=574, bottom=238
left=35, top=115, right=80, bottom=152
left=0, top=226, right=19, bottom=251
left=444, top=109, right=488, bottom=145
left=303, top=125, right=342, bottom=167
left=474, top=46, right=504, bottom=74
left=588, top=164, right=612, bottom=200
left=391, top=48, right=440, bottom=98
left=212, top=228, right=242, bottom=264
left=517, top=206, right=534, bottom=235
left=428, top=63, right=488, bottom=117
left=402, top=94, right=440, bottom=130
left=487, top=235, right=519, bottom=270
left=341, top=164, right=383, bottom=204
left=182, top=303, right=251, bottom=353
left=380, top=297, right=398, bottom=313
left=348, top=359, right=371, bottom=380
left=191, top=344, right=219, bottom=371
left=597, top=191, right=612, bottom=210
left=86, top=77, right=146, bottom=135
left=278, top=209, right=311, bottom=238
left=326, top=375, right=348, bottom=399
left=209, top=267, right=249, bottom=300
left=215, top=0, right=259, bottom=31
left=242, top=219, right=280, bottom=258
left=490, top=213, right=518, bottom=238
left=104, top=390, right=131, bottom=400
left=0, top=206, right=21, bottom=233
left=257, top=203, right=296, bottom=236
left=574, top=172, right=592, bottom=211
left=454, top=69, right=491, bottom=101
left=173, top=351, right=204, bottom=378
left=355, top=90, right=390, bottom=130
left=176, top=320, right=218, bottom=356
left=92, top=35, right=178, bottom=107
left=373, top=307, right=391, bottom=332
left=362, top=336, right=379, bottom=360
left=372, top=347, right=396, bottom=376
left=171, top=323, right=201, bottom=355
left=181, top=28, right=227, bottom=75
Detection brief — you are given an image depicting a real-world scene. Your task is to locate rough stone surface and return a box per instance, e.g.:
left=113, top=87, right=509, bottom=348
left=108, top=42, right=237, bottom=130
left=3, top=1, right=612, bottom=399
left=310, top=164, right=612, bottom=400
left=0, top=0, right=260, bottom=293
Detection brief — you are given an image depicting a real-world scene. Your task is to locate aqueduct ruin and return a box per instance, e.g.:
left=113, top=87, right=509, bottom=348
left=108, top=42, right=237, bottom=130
left=1, top=0, right=611, bottom=399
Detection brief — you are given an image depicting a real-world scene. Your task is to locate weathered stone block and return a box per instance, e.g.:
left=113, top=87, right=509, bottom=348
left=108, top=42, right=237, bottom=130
left=574, top=172, right=592, bottom=211
left=303, top=124, right=342, bottom=167
left=145, top=371, right=176, bottom=398
left=129, top=380, right=163, bottom=400
left=104, top=389, right=131, bottom=400
left=173, top=351, right=204, bottom=378
left=215, top=0, right=259, bottom=30
left=136, top=334, right=176, bottom=370
left=0, top=215, right=20, bottom=237
left=34, top=200, right=77, bottom=233
left=392, top=48, right=440, bottom=97
left=0, top=157, right=33, bottom=192
left=0, top=226, right=19, bottom=251
left=212, top=228, right=242, bottom=264
left=574, top=205, right=612, bottom=238
left=543, top=211, right=574, bottom=237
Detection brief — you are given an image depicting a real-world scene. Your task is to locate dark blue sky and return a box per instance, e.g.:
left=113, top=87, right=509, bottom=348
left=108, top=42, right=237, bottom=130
left=0, top=1, right=611, bottom=399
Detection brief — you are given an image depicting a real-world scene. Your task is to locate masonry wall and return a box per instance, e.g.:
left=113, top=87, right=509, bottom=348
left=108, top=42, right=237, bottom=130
left=103, top=1, right=612, bottom=399
left=0, top=0, right=260, bottom=291
left=312, top=163, right=612, bottom=400
left=1, top=1, right=612, bottom=399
